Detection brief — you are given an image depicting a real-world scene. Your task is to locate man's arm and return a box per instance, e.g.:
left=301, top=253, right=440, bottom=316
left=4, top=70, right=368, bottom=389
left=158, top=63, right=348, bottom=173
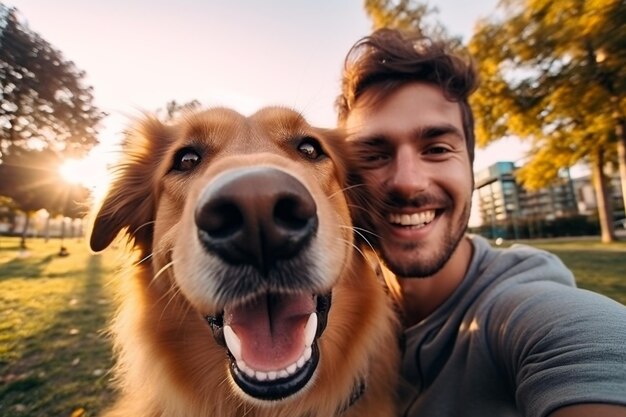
left=550, top=404, right=626, bottom=417
left=487, top=275, right=626, bottom=417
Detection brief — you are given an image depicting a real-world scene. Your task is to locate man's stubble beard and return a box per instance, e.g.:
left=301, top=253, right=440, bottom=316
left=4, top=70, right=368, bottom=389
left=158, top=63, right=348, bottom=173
left=380, top=198, right=472, bottom=278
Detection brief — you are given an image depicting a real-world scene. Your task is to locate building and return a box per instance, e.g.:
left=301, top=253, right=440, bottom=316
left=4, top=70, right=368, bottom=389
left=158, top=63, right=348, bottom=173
left=572, top=174, right=625, bottom=220
left=474, top=162, right=579, bottom=239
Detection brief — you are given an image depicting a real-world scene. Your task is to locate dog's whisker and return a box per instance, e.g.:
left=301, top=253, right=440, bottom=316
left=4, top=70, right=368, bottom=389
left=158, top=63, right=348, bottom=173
left=153, top=280, right=181, bottom=309
left=137, top=245, right=173, bottom=267
left=336, top=237, right=367, bottom=261
left=348, top=226, right=378, bottom=255
left=131, top=220, right=157, bottom=234
left=346, top=202, right=377, bottom=214
left=152, top=285, right=177, bottom=308
left=176, top=299, right=197, bottom=329
left=327, top=183, right=366, bottom=200
left=136, top=252, right=154, bottom=265
left=351, top=226, right=381, bottom=239
left=338, top=224, right=381, bottom=240
left=151, top=259, right=175, bottom=284
left=158, top=285, right=184, bottom=325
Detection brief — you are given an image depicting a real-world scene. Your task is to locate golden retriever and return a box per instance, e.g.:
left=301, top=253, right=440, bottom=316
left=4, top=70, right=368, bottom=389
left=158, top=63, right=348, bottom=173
left=89, top=107, right=399, bottom=417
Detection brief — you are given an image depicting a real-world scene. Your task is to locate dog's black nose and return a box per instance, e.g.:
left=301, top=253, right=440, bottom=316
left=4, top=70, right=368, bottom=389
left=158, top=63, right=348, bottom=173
left=195, top=167, right=318, bottom=273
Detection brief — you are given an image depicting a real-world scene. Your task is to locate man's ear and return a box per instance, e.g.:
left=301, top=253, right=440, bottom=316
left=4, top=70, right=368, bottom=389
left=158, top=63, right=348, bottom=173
left=89, top=116, right=174, bottom=253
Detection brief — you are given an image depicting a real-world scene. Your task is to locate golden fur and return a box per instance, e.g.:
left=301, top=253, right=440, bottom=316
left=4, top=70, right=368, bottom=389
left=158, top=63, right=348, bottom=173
left=90, top=107, right=399, bottom=417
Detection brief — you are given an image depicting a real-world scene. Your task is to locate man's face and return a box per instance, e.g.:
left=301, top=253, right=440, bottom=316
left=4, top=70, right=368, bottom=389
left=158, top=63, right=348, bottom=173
left=345, top=82, right=473, bottom=278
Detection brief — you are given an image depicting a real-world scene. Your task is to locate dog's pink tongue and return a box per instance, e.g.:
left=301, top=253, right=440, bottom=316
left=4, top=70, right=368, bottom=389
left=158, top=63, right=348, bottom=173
left=225, top=294, right=315, bottom=371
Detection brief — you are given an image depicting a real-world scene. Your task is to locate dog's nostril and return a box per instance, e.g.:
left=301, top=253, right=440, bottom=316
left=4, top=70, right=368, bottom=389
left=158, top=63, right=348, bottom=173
left=274, top=196, right=313, bottom=231
left=197, top=201, right=244, bottom=239
left=211, top=203, right=244, bottom=238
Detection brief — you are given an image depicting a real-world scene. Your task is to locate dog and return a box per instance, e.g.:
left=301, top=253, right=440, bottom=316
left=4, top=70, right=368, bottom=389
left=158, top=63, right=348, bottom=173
left=89, top=107, right=399, bottom=417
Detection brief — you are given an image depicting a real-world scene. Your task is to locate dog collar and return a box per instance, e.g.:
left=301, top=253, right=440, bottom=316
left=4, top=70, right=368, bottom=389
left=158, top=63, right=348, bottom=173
left=337, top=376, right=366, bottom=415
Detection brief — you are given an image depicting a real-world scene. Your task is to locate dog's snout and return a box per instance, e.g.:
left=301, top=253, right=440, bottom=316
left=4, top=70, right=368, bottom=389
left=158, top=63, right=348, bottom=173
left=195, top=167, right=318, bottom=272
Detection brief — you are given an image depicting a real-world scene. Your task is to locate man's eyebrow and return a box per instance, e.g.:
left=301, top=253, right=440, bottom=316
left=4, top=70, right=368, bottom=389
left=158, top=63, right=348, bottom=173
left=413, top=124, right=464, bottom=141
left=347, top=133, right=389, bottom=148
left=359, top=136, right=388, bottom=147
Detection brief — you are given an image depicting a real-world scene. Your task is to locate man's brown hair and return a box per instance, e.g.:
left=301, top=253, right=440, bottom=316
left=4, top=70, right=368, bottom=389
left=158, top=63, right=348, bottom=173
left=336, top=28, right=479, bottom=163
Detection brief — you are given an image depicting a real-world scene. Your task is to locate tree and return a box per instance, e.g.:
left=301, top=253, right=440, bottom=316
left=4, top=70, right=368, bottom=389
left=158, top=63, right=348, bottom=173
left=469, top=0, right=626, bottom=242
left=50, top=182, right=91, bottom=255
left=158, top=99, right=201, bottom=122
left=363, top=0, right=460, bottom=44
left=0, top=4, right=105, bottom=159
left=0, top=147, right=91, bottom=248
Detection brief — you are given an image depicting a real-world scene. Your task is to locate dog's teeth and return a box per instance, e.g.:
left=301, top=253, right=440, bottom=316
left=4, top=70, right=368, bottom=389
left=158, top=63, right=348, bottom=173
left=223, top=326, right=242, bottom=361
left=304, top=313, right=317, bottom=348
left=239, top=360, right=255, bottom=378
left=287, top=363, right=298, bottom=375
left=233, top=329, right=316, bottom=382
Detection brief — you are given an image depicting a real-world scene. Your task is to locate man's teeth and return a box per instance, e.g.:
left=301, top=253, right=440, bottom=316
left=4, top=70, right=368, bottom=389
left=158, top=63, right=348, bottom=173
left=388, top=210, right=435, bottom=227
left=223, top=312, right=317, bottom=382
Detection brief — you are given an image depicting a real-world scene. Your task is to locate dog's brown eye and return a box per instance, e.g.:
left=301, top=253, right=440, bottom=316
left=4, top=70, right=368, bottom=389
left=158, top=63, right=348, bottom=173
left=173, top=148, right=201, bottom=172
left=298, top=137, right=324, bottom=160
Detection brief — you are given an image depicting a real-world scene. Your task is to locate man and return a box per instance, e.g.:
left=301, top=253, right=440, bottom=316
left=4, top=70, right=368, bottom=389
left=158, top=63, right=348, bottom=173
left=336, top=28, right=626, bottom=417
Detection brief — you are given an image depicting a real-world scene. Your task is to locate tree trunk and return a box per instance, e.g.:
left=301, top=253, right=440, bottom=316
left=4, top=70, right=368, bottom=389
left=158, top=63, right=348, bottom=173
left=616, top=119, right=626, bottom=218
left=591, top=150, right=616, bottom=243
left=60, top=217, right=66, bottom=246
left=58, top=217, right=68, bottom=256
left=20, top=213, right=30, bottom=249
left=44, top=214, right=51, bottom=243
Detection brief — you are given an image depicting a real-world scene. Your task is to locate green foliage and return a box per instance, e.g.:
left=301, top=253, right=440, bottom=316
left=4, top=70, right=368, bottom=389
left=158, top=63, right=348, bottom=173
left=0, top=4, right=105, bottom=158
left=469, top=0, right=626, bottom=188
left=362, top=0, right=461, bottom=45
left=364, top=0, right=433, bottom=31
left=159, top=99, right=201, bottom=122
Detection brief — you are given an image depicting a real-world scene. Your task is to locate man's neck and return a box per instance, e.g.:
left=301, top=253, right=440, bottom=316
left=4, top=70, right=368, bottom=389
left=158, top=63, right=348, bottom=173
left=398, top=236, right=474, bottom=327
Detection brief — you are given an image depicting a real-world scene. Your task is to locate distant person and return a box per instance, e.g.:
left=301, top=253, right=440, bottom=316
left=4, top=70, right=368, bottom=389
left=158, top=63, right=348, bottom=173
left=336, top=28, right=626, bottom=417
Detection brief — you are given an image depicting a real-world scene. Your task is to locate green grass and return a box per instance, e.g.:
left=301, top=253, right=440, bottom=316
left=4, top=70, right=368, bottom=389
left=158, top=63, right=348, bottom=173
left=0, top=236, right=624, bottom=416
left=510, top=237, right=626, bottom=305
left=0, top=237, right=123, bottom=417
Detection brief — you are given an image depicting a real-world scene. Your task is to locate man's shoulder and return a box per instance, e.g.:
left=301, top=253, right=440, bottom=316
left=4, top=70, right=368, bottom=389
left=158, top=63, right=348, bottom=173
left=468, top=234, right=576, bottom=288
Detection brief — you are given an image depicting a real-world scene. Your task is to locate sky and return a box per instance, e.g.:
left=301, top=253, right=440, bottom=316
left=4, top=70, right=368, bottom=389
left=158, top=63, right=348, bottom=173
left=5, top=0, right=522, bottom=225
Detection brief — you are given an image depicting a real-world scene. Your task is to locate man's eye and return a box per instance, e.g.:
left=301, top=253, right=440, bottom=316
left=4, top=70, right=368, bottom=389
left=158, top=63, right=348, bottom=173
left=426, top=146, right=450, bottom=155
left=172, top=148, right=201, bottom=171
left=358, top=151, right=391, bottom=168
left=364, top=153, right=390, bottom=162
left=298, top=137, right=324, bottom=160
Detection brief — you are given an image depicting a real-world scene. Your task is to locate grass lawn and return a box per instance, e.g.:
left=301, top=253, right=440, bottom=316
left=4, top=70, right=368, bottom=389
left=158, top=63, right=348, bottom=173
left=0, top=237, right=125, bottom=417
left=506, top=237, right=626, bottom=305
left=0, top=235, right=625, bottom=416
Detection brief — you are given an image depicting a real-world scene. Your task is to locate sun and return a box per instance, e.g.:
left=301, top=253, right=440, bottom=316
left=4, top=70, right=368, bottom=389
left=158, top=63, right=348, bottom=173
left=58, top=153, right=114, bottom=202
left=59, top=159, right=85, bottom=184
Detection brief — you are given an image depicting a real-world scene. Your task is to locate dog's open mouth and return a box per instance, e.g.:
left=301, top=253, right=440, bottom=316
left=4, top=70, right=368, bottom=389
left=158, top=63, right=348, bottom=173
left=207, top=292, right=331, bottom=401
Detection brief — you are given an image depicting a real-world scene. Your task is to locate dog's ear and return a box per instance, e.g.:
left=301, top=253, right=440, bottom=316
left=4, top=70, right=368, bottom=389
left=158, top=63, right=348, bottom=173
left=90, top=116, right=175, bottom=253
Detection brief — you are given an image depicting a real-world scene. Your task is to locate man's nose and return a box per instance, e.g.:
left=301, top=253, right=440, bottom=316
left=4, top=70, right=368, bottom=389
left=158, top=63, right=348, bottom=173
left=388, top=146, right=428, bottom=197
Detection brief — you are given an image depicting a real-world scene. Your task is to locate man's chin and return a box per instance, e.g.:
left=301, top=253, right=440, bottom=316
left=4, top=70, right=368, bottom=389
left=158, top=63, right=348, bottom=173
left=381, top=247, right=447, bottom=278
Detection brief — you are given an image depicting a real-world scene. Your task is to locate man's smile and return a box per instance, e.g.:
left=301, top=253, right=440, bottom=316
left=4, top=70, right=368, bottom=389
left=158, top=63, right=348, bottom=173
left=387, top=210, right=436, bottom=228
